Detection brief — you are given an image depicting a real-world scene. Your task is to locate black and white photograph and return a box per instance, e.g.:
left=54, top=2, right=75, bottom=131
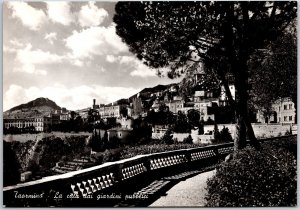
left=2, top=1, right=297, bottom=207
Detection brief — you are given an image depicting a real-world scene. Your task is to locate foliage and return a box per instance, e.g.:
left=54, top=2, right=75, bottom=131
left=187, top=109, right=200, bottom=127
left=160, top=128, right=174, bottom=144
left=89, top=130, right=103, bottom=152
left=7, top=135, right=89, bottom=177
left=145, top=107, right=175, bottom=125
left=213, top=126, right=233, bottom=144
left=205, top=118, right=215, bottom=125
left=285, top=129, right=292, bottom=136
left=198, top=123, right=204, bottom=135
left=249, top=24, right=297, bottom=116
left=114, top=1, right=297, bottom=148
left=205, top=143, right=296, bottom=207
left=131, top=118, right=152, bottom=144
left=172, top=111, right=191, bottom=133
left=178, top=63, right=220, bottom=100
left=93, top=148, right=122, bottom=163
left=120, top=143, right=201, bottom=160
left=264, top=135, right=297, bottom=158
left=183, top=135, right=193, bottom=144
left=3, top=141, right=21, bottom=186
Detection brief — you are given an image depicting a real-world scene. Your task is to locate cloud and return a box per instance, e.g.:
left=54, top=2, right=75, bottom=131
left=7, top=2, right=47, bottom=31
left=46, top=2, right=75, bottom=25
left=44, top=32, right=57, bottom=44
left=14, top=44, right=65, bottom=75
left=16, top=44, right=64, bottom=64
left=3, top=45, right=17, bottom=53
left=130, top=67, right=157, bottom=77
left=4, top=84, right=140, bottom=111
left=109, top=55, right=157, bottom=77
left=78, top=2, right=108, bottom=27
left=10, top=39, right=25, bottom=48
left=9, top=42, right=85, bottom=74
left=65, top=24, right=128, bottom=59
left=106, top=55, right=117, bottom=63
left=119, top=56, right=135, bottom=64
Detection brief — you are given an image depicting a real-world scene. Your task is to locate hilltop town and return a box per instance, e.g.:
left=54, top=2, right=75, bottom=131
left=4, top=64, right=296, bottom=144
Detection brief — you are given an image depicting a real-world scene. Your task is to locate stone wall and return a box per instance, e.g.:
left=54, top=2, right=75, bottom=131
left=203, top=123, right=296, bottom=139
left=152, top=131, right=213, bottom=144
left=152, top=123, right=296, bottom=143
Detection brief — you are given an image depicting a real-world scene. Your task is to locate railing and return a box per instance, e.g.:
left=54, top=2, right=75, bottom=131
left=3, top=135, right=296, bottom=207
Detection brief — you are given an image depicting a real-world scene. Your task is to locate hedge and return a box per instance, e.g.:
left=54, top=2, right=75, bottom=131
left=205, top=142, right=296, bottom=207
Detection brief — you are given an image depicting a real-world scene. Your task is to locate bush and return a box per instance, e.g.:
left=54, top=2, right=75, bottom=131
left=120, top=143, right=201, bottom=159
left=160, top=129, right=174, bottom=144
left=205, top=144, right=296, bottom=207
left=285, top=129, right=292, bottom=136
left=213, top=126, right=233, bottom=144
left=183, top=135, right=193, bottom=144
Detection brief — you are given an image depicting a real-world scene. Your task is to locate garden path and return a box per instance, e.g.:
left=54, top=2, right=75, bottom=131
left=149, top=169, right=216, bottom=207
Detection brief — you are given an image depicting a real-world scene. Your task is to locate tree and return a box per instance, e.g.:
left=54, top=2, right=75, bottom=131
left=114, top=1, right=296, bottom=151
left=249, top=22, right=297, bottom=122
left=183, top=134, right=193, bottom=144
left=173, top=111, right=191, bottom=133
left=4, top=141, right=21, bottom=186
left=160, top=128, right=174, bottom=144
left=187, top=109, right=200, bottom=128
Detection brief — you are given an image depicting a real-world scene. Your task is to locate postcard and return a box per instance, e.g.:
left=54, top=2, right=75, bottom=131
left=3, top=1, right=297, bottom=207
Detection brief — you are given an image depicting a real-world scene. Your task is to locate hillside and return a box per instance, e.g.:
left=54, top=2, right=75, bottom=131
left=3, top=97, right=62, bottom=119
left=129, top=83, right=177, bottom=100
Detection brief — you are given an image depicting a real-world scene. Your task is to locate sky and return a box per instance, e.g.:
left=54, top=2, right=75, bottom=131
left=3, top=1, right=182, bottom=111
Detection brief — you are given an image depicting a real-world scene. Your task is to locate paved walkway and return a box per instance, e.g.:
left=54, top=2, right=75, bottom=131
left=150, top=170, right=216, bottom=207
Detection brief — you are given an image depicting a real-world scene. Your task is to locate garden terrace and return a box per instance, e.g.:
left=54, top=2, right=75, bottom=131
left=3, top=135, right=296, bottom=207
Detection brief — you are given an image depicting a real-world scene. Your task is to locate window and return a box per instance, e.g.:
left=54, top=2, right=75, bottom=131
left=289, top=104, right=293, bottom=109
left=289, top=116, right=292, bottom=121
left=284, top=105, right=287, bottom=110
left=284, top=116, right=287, bottom=121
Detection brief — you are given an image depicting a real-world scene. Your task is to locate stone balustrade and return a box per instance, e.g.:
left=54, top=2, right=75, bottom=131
left=3, top=135, right=295, bottom=207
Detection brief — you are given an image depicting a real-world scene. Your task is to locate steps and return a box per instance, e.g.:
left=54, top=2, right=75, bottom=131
left=52, top=156, right=94, bottom=174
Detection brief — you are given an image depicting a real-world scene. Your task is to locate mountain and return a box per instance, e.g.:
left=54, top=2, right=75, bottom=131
left=3, top=97, right=62, bottom=119
left=129, top=83, right=177, bottom=101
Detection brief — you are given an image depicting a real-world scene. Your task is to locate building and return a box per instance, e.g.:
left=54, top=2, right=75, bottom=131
left=151, top=100, right=165, bottom=112
left=107, top=128, right=132, bottom=144
left=92, top=99, right=100, bottom=109
left=98, top=104, right=128, bottom=119
left=219, top=84, right=236, bottom=106
left=4, top=116, right=52, bottom=132
left=60, top=113, right=70, bottom=121
left=165, top=99, right=185, bottom=114
left=274, top=98, right=296, bottom=123
left=257, top=97, right=296, bottom=124
left=77, top=108, right=90, bottom=120
left=116, top=116, right=134, bottom=129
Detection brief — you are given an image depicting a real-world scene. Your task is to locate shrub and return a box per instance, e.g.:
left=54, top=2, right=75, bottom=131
left=3, top=141, right=21, bottom=186
left=160, top=129, right=174, bottom=144
left=205, top=144, right=296, bottom=207
left=183, top=135, right=193, bottom=144
left=219, top=127, right=233, bottom=142
left=120, top=143, right=201, bottom=159
left=213, top=126, right=233, bottom=144
left=285, top=129, right=292, bottom=136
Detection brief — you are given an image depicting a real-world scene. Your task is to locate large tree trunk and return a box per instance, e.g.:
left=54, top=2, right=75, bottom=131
left=234, top=113, right=247, bottom=150
left=234, top=78, right=248, bottom=151
left=244, top=116, right=261, bottom=150
left=231, top=60, right=260, bottom=151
